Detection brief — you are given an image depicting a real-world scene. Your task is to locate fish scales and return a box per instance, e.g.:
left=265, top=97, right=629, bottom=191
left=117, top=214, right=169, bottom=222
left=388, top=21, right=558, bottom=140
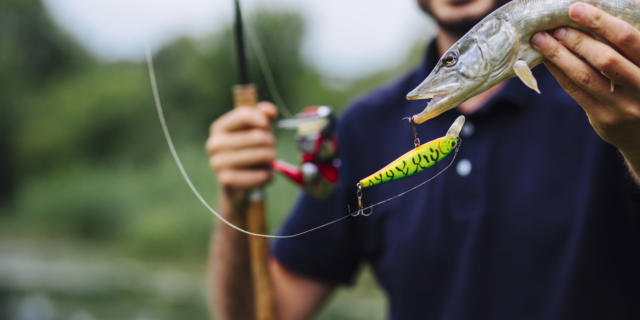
left=408, top=0, right=640, bottom=124
left=508, top=0, right=639, bottom=53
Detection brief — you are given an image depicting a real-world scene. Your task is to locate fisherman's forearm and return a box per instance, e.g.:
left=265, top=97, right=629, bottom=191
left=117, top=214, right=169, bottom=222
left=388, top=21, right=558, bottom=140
left=209, top=191, right=255, bottom=319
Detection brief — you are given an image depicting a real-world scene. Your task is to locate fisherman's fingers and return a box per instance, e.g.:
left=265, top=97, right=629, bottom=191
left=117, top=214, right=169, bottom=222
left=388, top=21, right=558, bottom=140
left=532, top=31, right=611, bottom=97
left=544, top=61, right=639, bottom=149
left=209, top=147, right=276, bottom=173
left=550, top=27, right=640, bottom=93
left=534, top=29, right=640, bottom=148
left=569, top=2, right=640, bottom=66
left=206, top=128, right=275, bottom=155
left=542, top=61, right=601, bottom=115
left=546, top=10, right=640, bottom=140
left=210, top=105, right=272, bottom=134
left=530, top=2, right=640, bottom=152
left=256, top=102, right=278, bottom=121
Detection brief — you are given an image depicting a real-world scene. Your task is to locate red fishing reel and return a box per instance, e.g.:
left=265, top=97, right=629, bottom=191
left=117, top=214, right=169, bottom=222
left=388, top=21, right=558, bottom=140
left=272, top=106, right=339, bottom=199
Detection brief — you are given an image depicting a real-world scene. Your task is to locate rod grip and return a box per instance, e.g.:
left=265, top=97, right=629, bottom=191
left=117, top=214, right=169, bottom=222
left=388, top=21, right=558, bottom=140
left=233, top=84, right=258, bottom=108
left=246, top=200, right=276, bottom=320
left=232, top=83, right=276, bottom=320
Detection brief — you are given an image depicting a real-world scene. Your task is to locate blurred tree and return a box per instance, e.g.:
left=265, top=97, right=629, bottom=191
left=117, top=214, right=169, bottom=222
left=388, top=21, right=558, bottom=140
left=0, top=0, right=90, bottom=201
left=152, top=9, right=332, bottom=135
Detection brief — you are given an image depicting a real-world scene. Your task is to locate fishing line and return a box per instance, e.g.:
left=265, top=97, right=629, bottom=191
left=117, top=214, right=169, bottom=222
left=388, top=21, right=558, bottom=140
left=243, top=15, right=293, bottom=117
left=145, top=46, right=460, bottom=238
left=146, top=46, right=348, bottom=238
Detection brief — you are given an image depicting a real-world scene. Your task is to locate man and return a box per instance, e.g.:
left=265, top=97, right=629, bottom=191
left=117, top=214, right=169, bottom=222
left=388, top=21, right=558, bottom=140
left=207, top=0, right=640, bottom=318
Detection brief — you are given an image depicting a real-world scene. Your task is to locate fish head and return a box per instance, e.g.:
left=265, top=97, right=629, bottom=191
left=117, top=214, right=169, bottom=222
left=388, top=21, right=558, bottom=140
left=407, top=36, right=490, bottom=123
left=408, top=13, right=521, bottom=124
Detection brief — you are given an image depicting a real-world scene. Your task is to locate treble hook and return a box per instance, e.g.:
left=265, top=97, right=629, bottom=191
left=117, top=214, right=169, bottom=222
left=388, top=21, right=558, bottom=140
left=403, top=117, right=420, bottom=148
left=353, top=183, right=373, bottom=217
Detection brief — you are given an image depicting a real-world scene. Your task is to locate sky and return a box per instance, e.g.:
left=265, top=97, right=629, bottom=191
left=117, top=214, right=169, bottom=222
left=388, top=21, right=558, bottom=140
left=43, top=0, right=437, bottom=78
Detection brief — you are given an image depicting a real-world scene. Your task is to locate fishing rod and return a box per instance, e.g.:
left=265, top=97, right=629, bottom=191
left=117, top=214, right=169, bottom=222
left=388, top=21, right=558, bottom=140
left=231, top=0, right=275, bottom=319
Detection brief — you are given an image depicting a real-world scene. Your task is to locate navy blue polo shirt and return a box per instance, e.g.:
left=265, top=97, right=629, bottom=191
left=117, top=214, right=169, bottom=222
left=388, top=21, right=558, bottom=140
left=273, top=41, right=640, bottom=319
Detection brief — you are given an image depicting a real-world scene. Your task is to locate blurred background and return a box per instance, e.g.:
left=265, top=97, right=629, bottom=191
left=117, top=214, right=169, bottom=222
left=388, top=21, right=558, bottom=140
left=0, top=0, right=435, bottom=318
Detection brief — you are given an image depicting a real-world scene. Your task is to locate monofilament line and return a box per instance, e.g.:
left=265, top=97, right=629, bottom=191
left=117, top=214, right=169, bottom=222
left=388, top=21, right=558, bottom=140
left=145, top=45, right=352, bottom=238
left=244, top=20, right=293, bottom=117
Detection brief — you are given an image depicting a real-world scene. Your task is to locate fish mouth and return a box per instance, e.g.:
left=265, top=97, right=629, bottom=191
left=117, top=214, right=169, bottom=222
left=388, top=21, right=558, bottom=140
left=406, top=86, right=455, bottom=101
left=406, top=92, right=434, bottom=101
left=413, top=94, right=447, bottom=108
left=406, top=75, right=470, bottom=123
left=411, top=95, right=453, bottom=124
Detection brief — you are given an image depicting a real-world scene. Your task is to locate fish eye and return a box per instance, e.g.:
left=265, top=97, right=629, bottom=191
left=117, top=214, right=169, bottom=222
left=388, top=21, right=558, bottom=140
left=442, top=52, right=458, bottom=67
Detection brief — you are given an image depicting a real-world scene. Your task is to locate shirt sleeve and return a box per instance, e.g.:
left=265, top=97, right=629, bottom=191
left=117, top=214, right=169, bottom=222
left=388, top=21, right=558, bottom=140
left=272, top=112, right=363, bottom=285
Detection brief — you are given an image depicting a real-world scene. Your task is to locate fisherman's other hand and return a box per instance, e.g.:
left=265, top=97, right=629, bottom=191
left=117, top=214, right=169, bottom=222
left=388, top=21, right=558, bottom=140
left=206, top=102, right=277, bottom=191
left=531, top=2, right=640, bottom=154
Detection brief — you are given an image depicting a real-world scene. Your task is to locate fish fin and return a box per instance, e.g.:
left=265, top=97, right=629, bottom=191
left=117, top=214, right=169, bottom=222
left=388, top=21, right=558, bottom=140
left=513, top=60, right=540, bottom=94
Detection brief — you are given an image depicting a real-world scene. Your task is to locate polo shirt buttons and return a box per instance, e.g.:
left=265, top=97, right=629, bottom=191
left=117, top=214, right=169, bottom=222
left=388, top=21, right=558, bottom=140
left=457, top=158, right=472, bottom=176
left=461, top=121, right=475, bottom=137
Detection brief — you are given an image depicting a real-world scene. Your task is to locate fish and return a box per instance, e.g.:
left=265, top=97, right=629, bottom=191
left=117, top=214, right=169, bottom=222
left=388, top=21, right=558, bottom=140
left=406, top=0, right=640, bottom=124
left=359, top=115, right=465, bottom=188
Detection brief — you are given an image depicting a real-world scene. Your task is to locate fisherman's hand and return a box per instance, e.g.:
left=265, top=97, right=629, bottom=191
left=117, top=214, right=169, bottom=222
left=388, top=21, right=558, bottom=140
left=206, top=102, right=277, bottom=191
left=530, top=2, right=640, bottom=157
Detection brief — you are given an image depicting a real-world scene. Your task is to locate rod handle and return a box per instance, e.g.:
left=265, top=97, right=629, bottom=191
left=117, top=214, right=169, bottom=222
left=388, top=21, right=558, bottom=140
left=232, top=83, right=276, bottom=320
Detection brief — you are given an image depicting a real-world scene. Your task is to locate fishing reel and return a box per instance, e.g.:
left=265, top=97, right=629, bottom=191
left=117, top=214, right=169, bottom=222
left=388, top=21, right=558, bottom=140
left=272, top=106, right=339, bottom=199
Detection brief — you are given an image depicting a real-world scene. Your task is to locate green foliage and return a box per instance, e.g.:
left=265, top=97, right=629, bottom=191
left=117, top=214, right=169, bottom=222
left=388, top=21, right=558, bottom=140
left=0, top=0, right=92, bottom=199
left=15, top=64, right=156, bottom=172
left=0, top=0, right=89, bottom=87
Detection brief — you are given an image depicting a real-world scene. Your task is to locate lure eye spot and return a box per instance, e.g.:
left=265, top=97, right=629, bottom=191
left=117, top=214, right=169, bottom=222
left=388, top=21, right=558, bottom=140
left=442, top=52, right=458, bottom=67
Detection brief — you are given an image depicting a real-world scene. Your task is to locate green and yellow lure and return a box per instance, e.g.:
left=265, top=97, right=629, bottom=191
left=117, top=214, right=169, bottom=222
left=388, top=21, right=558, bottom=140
left=359, top=115, right=465, bottom=188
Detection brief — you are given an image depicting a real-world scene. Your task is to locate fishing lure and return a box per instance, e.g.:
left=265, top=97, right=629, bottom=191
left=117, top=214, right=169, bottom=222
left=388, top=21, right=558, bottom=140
left=355, top=116, right=465, bottom=213
left=359, top=115, right=465, bottom=188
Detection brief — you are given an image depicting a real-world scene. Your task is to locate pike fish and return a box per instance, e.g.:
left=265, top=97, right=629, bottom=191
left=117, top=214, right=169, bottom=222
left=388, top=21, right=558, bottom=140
left=407, top=0, right=640, bottom=124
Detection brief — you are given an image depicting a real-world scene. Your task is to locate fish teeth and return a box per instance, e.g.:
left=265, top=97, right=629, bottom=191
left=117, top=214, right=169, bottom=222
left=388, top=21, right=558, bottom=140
left=407, top=91, right=434, bottom=100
